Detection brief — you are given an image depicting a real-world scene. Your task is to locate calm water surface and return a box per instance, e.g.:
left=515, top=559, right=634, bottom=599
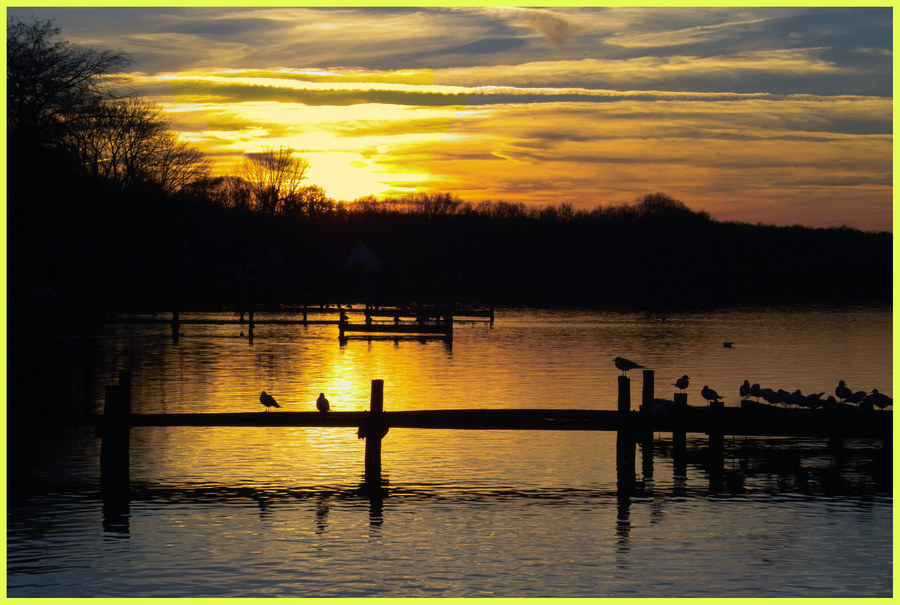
left=7, top=306, right=893, bottom=597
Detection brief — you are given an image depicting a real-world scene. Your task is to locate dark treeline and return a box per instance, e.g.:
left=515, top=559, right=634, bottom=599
left=11, top=185, right=891, bottom=313
left=8, top=18, right=892, bottom=319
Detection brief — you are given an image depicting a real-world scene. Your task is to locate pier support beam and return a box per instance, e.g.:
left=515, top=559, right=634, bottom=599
left=360, top=379, right=388, bottom=493
left=639, top=370, right=655, bottom=481
left=101, top=370, right=132, bottom=533
left=672, top=392, right=688, bottom=478
left=616, top=375, right=636, bottom=500
left=707, top=400, right=725, bottom=493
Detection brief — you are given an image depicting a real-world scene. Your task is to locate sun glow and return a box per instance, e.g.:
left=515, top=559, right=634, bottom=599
left=162, top=68, right=469, bottom=201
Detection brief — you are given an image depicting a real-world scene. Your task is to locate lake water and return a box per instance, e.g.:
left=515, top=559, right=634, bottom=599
left=7, top=306, right=893, bottom=597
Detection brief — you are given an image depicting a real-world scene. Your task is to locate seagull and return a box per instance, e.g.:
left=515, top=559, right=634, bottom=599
left=674, top=375, right=689, bottom=392
left=316, top=392, right=330, bottom=413
left=759, top=388, right=780, bottom=405
left=740, top=380, right=751, bottom=399
left=802, top=392, right=825, bottom=409
left=863, top=389, right=892, bottom=410
left=701, top=385, right=723, bottom=405
left=835, top=380, right=852, bottom=401
left=259, top=391, right=281, bottom=412
left=749, top=383, right=762, bottom=400
left=846, top=390, right=868, bottom=405
left=614, top=356, right=644, bottom=375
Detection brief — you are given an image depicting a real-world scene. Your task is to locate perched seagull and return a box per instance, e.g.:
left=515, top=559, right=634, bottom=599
left=759, top=388, right=780, bottom=405
left=674, top=375, right=690, bottom=392
left=863, top=389, right=892, bottom=410
left=749, top=383, right=762, bottom=400
left=701, top=385, right=723, bottom=405
left=259, top=391, right=281, bottom=412
left=614, top=356, right=644, bottom=375
left=835, top=380, right=852, bottom=402
left=316, top=392, right=330, bottom=413
left=847, top=390, right=868, bottom=405
left=803, top=392, right=825, bottom=409
left=740, top=380, right=751, bottom=399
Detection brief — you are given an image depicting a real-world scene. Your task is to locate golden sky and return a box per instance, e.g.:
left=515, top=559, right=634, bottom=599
left=11, top=6, right=893, bottom=231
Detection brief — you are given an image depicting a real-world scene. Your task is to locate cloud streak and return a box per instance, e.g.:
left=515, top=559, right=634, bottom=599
left=9, top=6, right=892, bottom=230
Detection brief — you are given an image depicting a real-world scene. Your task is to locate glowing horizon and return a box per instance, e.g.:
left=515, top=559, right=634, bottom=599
left=15, top=6, right=893, bottom=230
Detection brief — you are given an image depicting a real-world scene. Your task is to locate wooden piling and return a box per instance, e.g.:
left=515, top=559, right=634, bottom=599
left=101, top=370, right=132, bottom=531
left=362, top=379, right=387, bottom=492
left=638, top=369, right=655, bottom=480
left=707, top=400, right=725, bottom=492
left=616, top=375, right=636, bottom=498
left=617, top=375, right=631, bottom=413
left=672, top=391, right=688, bottom=477
left=171, top=311, right=180, bottom=343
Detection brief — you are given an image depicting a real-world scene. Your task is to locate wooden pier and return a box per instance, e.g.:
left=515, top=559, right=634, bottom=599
left=97, top=370, right=891, bottom=499
left=106, top=302, right=491, bottom=343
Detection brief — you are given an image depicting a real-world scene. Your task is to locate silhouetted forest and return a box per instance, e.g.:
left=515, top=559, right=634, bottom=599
left=8, top=18, right=892, bottom=320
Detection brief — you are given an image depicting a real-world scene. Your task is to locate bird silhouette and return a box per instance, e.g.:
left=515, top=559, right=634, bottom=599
left=316, top=392, right=330, bottom=413
left=723, top=342, right=734, bottom=348
left=259, top=391, right=281, bottom=412
left=701, top=385, right=723, bottom=405
left=862, top=389, right=892, bottom=410
left=614, top=356, right=644, bottom=375
left=740, top=380, right=751, bottom=399
left=674, top=375, right=689, bottom=392
left=759, top=388, right=780, bottom=405
left=749, top=383, right=762, bottom=400
left=846, top=390, right=867, bottom=405
left=803, top=392, right=825, bottom=409
left=835, top=380, right=852, bottom=401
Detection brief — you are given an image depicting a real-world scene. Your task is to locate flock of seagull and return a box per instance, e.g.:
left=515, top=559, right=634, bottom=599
left=257, top=358, right=891, bottom=413
left=613, top=356, right=892, bottom=410
left=739, top=379, right=892, bottom=411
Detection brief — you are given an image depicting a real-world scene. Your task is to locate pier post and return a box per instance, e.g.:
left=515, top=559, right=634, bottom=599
left=101, top=370, right=132, bottom=533
left=248, top=311, right=255, bottom=343
left=707, top=400, right=725, bottom=492
left=361, top=379, right=388, bottom=492
left=672, top=392, right=688, bottom=478
left=302, top=303, right=308, bottom=326
left=171, top=311, right=180, bottom=344
left=616, top=375, right=636, bottom=499
left=639, top=370, right=655, bottom=481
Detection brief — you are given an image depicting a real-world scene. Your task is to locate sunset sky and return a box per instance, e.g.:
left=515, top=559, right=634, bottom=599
left=8, top=5, right=893, bottom=231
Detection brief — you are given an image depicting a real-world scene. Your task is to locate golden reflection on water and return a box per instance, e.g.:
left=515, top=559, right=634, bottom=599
left=108, top=307, right=891, bottom=492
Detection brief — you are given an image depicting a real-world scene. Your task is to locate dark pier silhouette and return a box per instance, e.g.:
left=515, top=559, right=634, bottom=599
left=94, top=369, right=891, bottom=530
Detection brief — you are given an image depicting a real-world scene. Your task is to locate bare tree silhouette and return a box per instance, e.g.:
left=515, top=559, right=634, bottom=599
left=238, top=146, right=310, bottom=215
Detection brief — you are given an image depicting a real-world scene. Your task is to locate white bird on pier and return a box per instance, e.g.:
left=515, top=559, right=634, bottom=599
left=259, top=391, right=281, bottom=412
left=316, top=392, right=330, bottom=413
left=614, top=356, right=644, bottom=375
left=701, top=385, right=723, bottom=405
left=674, top=375, right=689, bottom=392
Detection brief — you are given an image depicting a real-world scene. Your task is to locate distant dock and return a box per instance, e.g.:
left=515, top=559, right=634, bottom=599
left=105, top=302, right=493, bottom=342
